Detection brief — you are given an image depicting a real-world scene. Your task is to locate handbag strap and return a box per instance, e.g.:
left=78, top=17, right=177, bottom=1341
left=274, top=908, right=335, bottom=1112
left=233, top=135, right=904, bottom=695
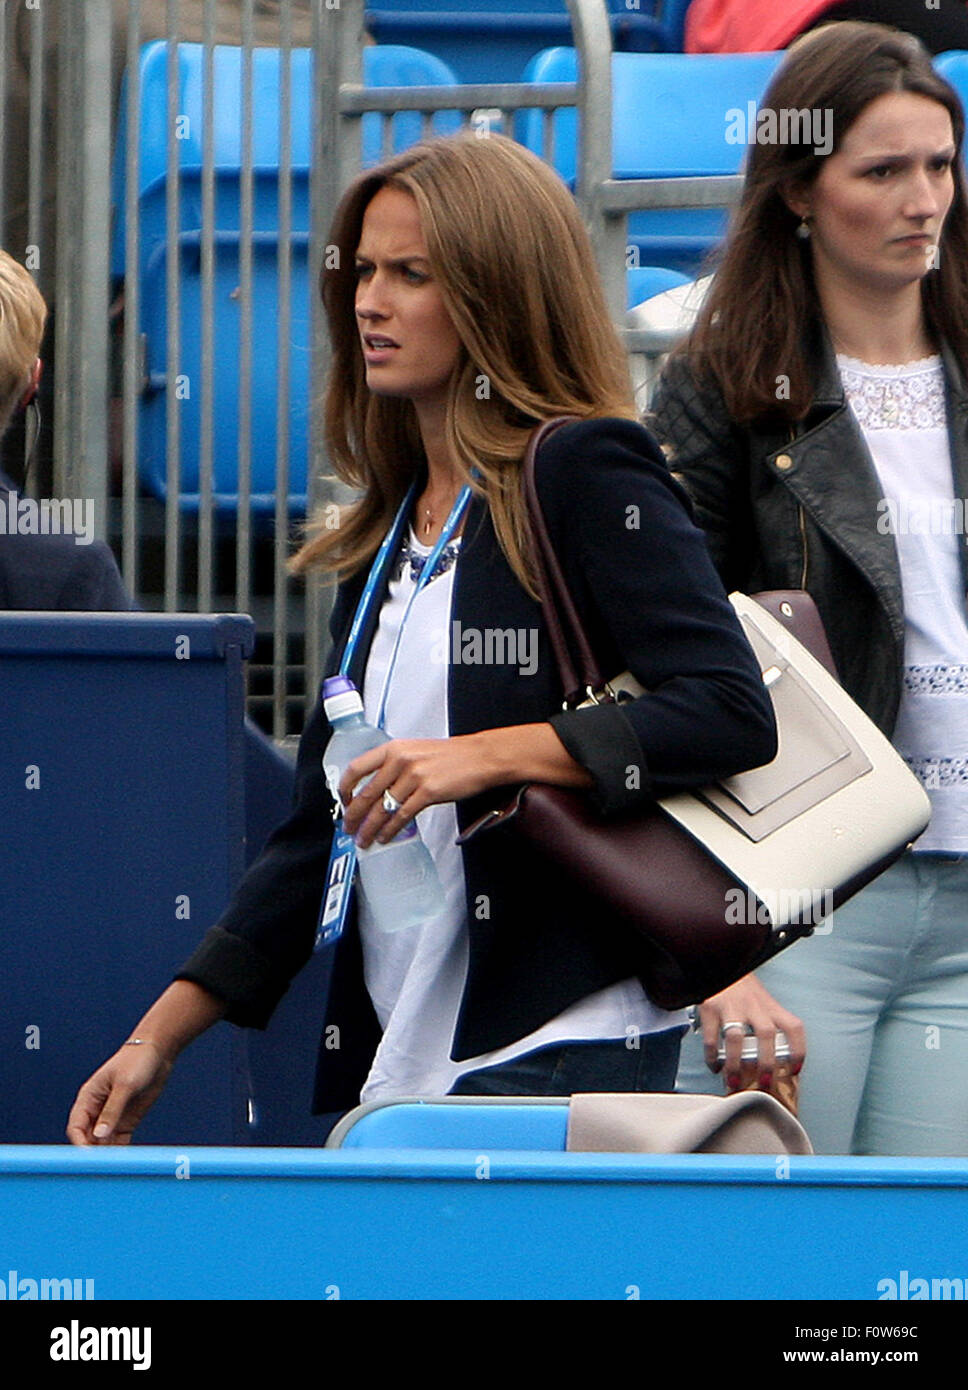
left=522, top=421, right=835, bottom=705
left=523, top=417, right=609, bottom=707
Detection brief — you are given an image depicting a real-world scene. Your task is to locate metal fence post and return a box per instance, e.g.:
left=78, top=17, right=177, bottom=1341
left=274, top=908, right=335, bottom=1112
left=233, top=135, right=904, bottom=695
left=303, top=0, right=364, bottom=709
left=568, top=0, right=625, bottom=327
left=56, top=0, right=112, bottom=538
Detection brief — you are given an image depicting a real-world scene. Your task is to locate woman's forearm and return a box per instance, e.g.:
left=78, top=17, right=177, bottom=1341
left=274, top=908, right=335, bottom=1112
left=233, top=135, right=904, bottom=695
left=342, top=725, right=594, bottom=846
left=471, top=722, right=594, bottom=790
left=124, top=979, right=228, bottom=1064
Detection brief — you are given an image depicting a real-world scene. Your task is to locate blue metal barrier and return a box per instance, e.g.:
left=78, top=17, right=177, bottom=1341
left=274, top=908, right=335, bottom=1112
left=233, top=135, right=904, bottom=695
left=3, top=1145, right=967, bottom=1299
left=0, top=613, right=253, bottom=1146
left=242, top=719, right=295, bottom=869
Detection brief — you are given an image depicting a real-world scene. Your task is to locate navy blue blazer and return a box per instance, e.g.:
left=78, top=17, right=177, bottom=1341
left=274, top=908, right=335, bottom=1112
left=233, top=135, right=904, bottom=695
left=0, top=473, right=130, bottom=611
left=177, top=418, right=776, bottom=1111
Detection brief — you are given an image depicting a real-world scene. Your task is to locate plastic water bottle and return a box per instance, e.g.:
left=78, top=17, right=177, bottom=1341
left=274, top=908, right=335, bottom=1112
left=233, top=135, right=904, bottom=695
left=321, top=675, right=445, bottom=932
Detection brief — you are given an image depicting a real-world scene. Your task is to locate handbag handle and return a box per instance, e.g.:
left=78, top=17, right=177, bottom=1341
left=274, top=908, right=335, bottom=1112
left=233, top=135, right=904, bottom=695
left=523, top=417, right=610, bottom=707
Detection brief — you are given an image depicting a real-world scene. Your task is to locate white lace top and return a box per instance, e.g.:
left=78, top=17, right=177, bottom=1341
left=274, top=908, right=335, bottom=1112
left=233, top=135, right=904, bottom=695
left=838, top=353, right=968, bottom=851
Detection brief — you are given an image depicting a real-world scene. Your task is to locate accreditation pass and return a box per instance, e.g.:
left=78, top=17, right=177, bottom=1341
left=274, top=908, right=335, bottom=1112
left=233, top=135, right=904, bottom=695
left=315, top=820, right=357, bottom=950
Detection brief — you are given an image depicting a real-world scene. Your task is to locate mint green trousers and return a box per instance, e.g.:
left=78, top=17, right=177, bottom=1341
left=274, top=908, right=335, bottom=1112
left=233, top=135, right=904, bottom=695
left=675, top=853, right=968, bottom=1155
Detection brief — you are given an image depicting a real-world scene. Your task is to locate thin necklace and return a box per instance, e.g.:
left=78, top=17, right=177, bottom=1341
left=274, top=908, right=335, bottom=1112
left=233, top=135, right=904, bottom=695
left=831, top=332, right=933, bottom=366
left=419, top=489, right=459, bottom=537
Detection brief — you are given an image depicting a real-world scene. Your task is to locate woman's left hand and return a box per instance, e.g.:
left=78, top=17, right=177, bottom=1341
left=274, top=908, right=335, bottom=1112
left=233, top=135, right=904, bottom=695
left=338, top=724, right=593, bottom=847
left=339, top=734, right=501, bottom=847
left=698, top=974, right=806, bottom=1092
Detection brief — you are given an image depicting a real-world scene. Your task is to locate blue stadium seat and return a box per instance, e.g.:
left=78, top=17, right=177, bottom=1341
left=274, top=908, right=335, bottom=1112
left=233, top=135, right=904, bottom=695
left=328, top=1098, right=570, bottom=1149
left=626, top=264, right=689, bottom=308
left=136, top=228, right=312, bottom=510
left=934, top=50, right=968, bottom=114
left=366, top=2, right=687, bottom=84
left=652, top=0, right=691, bottom=52
left=518, top=48, right=784, bottom=275
left=113, top=42, right=460, bottom=513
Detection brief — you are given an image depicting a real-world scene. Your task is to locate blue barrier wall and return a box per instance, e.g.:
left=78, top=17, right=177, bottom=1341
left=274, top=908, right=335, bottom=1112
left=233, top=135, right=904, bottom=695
left=3, top=1146, right=967, bottom=1299
left=0, top=613, right=254, bottom=1146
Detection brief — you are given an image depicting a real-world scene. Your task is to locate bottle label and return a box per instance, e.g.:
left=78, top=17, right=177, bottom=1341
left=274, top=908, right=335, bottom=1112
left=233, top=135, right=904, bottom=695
left=323, top=762, right=342, bottom=808
left=314, top=818, right=357, bottom=951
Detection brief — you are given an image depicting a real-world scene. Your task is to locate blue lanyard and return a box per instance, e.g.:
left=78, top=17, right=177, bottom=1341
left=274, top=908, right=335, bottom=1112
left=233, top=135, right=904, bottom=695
left=339, top=482, right=472, bottom=728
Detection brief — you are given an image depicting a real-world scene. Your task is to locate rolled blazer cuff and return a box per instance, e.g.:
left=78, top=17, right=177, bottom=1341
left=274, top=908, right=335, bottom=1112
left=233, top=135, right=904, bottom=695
left=174, top=925, right=290, bottom=1029
left=549, top=703, right=652, bottom=816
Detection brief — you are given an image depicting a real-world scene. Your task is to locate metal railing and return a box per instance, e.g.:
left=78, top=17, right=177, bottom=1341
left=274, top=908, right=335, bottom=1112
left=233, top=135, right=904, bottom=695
left=2, top=0, right=740, bottom=739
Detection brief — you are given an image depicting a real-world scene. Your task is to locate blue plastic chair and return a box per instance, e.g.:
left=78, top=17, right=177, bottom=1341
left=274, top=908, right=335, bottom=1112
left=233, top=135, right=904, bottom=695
left=328, top=1098, right=571, bottom=1149
left=626, top=264, right=689, bottom=308
left=518, top=47, right=783, bottom=275
left=113, top=42, right=460, bottom=513
left=657, top=0, right=692, bottom=51
left=113, top=42, right=462, bottom=276
left=934, top=50, right=968, bottom=113
left=136, top=228, right=312, bottom=511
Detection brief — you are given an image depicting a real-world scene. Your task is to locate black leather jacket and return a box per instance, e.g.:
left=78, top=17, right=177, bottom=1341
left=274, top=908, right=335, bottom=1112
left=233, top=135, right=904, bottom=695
left=649, top=327, right=968, bottom=738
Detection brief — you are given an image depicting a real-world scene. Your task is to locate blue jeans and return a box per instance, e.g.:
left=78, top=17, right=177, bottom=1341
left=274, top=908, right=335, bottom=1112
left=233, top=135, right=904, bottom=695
left=675, top=853, right=968, bottom=1155
left=448, top=1028, right=686, bottom=1097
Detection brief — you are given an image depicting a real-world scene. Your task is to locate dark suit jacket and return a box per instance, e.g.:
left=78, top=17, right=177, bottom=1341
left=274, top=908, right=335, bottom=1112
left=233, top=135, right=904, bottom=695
left=0, top=476, right=130, bottom=611
left=177, top=417, right=777, bottom=1110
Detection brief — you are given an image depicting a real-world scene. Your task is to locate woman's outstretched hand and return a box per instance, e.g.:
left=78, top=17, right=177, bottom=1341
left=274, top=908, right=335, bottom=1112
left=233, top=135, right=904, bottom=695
left=698, top=973, right=806, bottom=1093
left=339, top=724, right=592, bottom=848
left=66, top=981, right=226, bottom=1146
left=66, top=1040, right=173, bottom=1146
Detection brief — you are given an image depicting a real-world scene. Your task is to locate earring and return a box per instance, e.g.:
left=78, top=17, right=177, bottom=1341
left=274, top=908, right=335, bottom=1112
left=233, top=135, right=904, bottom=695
left=795, top=217, right=811, bottom=241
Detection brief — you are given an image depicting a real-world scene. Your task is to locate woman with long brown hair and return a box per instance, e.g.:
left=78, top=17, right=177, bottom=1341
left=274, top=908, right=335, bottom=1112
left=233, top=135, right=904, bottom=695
left=652, top=21, right=968, bottom=1154
left=67, top=133, right=774, bottom=1139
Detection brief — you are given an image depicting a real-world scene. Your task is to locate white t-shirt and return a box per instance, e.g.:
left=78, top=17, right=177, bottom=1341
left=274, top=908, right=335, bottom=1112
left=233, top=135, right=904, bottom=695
left=357, top=526, right=685, bottom=1100
left=839, top=353, right=968, bottom=851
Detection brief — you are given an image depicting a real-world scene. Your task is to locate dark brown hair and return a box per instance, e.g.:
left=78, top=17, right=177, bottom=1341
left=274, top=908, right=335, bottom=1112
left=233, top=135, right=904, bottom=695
left=676, top=21, right=968, bottom=423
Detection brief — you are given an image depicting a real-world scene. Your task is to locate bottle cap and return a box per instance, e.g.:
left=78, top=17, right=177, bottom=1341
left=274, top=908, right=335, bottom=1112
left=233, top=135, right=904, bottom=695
left=322, top=675, right=363, bottom=722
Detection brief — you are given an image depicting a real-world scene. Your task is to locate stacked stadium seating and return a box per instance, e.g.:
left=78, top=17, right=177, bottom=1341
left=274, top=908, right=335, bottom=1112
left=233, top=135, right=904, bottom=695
left=112, top=42, right=461, bottom=514
left=366, top=0, right=692, bottom=82
left=518, top=47, right=784, bottom=276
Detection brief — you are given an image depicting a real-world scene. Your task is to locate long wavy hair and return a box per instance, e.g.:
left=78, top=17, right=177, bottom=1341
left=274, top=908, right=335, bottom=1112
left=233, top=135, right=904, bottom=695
left=291, top=132, right=636, bottom=592
left=674, top=21, right=968, bottom=423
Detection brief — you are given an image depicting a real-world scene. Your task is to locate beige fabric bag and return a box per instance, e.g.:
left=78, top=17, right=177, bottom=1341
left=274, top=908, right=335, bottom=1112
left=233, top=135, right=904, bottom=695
left=566, top=1091, right=813, bottom=1155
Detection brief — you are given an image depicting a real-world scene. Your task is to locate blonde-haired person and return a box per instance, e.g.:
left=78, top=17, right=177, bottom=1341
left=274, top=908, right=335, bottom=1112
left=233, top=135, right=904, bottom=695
left=0, top=248, right=43, bottom=433
left=0, top=249, right=129, bottom=611
left=68, top=133, right=775, bottom=1141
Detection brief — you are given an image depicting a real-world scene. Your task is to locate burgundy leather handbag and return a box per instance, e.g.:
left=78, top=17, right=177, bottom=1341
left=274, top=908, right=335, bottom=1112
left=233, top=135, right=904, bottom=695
left=457, top=420, right=928, bottom=1009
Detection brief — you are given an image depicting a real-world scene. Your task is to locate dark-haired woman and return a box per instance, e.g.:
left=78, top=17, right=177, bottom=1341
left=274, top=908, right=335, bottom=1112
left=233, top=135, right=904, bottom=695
left=652, top=21, right=968, bottom=1155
